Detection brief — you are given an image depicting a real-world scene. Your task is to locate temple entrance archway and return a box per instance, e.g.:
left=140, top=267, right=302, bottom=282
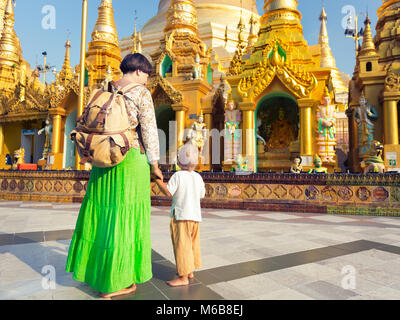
left=211, top=93, right=225, bottom=171
left=255, top=92, right=299, bottom=172
left=63, top=109, right=77, bottom=169
left=156, top=104, right=175, bottom=167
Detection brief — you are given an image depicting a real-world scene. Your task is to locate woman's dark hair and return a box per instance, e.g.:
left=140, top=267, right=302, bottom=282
left=120, top=53, right=153, bottom=75
left=295, top=156, right=302, bottom=164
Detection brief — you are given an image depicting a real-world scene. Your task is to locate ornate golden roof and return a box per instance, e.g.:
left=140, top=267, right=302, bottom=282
left=0, top=75, right=51, bottom=122
left=237, top=41, right=317, bottom=100
left=0, top=0, right=20, bottom=67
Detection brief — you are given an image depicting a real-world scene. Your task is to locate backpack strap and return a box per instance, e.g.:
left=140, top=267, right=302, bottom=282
left=80, top=133, right=95, bottom=165
left=77, top=89, right=105, bottom=124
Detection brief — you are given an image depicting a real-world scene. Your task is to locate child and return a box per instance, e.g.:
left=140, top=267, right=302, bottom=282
left=156, top=142, right=205, bottom=287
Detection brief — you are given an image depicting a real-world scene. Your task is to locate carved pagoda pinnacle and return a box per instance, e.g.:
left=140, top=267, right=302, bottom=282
left=319, top=6, right=336, bottom=68
left=246, top=14, right=258, bottom=53
left=359, top=16, right=377, bottom=57
left=132, top=25, right=137, bottom=53
left=90, top=0, right=119, bottom=47
left=164, top=0, right=198, bottom=36
left=262, top=0, right=301, bottom=24
left=57, top=39, right=73, bottom=84
left=86, top=0, right=122, bottom=88
left=0, top=0, right=20, bottom=67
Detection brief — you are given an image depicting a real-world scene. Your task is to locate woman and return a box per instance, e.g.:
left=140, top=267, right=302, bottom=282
left=66, top=53, right=163, bottom=299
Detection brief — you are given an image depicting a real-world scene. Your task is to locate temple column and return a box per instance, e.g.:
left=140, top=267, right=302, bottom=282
left=0, top=124, right=4, bottom=156
left=0, top=124, right=5, bottom=169
left=298, top=98, right=315, bottom=167
left=383, top=99, right=399, bottom=145
left=172, top=104, right=188, bottom=149
left=382, top=93, right=400, bottom=171
left=203, top=111, right=212, bottom=169
left=48, top=108, right=66, bottom=170
left=239, top=102, right=256, bottom=172
left=346, top=105, right=360, bottom=172
left=51, top=115, right=62, bottom=154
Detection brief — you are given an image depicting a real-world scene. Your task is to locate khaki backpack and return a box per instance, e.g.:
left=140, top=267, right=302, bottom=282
left=71, top=81, right=145, bottom=168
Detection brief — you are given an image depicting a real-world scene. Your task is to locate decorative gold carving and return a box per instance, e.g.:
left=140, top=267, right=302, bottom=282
left=384, top=72, right=400, bottom=92
left=148, top=74, right=183, bottom=105
left=237, top=41, right=317, bottom=100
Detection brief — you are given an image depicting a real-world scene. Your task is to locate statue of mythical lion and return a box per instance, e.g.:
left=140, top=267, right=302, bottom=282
left=360, top=141, right=385, bottom=174
left=12, top=148, right=25, bottom=170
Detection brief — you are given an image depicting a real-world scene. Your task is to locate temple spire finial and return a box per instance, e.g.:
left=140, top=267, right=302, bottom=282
left=359, top=15, right=377, bottom=57
left=90, top=0, right=119, bottom=47
left=57, top=37, right=73, bottom=84
left=318, top=5, right=336, bottom=68
left=0, top=0, right=20, bottom=67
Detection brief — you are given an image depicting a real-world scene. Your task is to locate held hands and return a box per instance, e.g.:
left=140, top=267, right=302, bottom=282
left=151, top=163, right=163, bottom=182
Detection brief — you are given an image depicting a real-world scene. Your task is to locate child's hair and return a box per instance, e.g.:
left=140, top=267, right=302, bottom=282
left=178, top=143, right=199, bottom=169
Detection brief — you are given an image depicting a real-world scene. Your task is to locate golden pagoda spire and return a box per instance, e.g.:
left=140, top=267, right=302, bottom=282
left=0, top=0, right=7, bottom=36
left=90, top=0, right=119, bottom=47
left=57, top=39, right=73, bottom=84
left=0, top=0, right=19, bottom=67
left=359, top=16, right=377, bottom=57
left=246, top=14, right=258, bottom=53
left=319, top=6, right=336, bottom=68
left=86, top=0, right=122, bottom=88
left=132, top=24, right=137, bottom=53
left=164, top=0, right=198, bottom=36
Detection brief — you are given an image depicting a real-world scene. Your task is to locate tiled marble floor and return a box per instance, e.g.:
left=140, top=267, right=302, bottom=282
left=0, top=200, right=400, bottom=300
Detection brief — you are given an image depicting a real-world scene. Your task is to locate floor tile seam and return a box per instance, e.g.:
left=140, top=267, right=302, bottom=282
left=148, top=280, right=170, bottom=301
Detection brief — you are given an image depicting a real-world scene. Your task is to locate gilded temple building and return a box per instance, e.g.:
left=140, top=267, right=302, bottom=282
left=120, top=0, right=260, bottom=76
left=0, top=0, right=50, bottom=169
left=224, top=0, right=349, bottom=172
left=0, top=0, right=351, bottom=173
left=347, top=0, right=400, bottom=173
left=48, top=0, right=121, bottom=170
left=125, top=0, right=350, bottom=173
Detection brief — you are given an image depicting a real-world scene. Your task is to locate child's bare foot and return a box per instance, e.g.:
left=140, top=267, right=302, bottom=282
left=176, top=272, right=194, bottom=279
left=167, top=276, right=189, bottom=287
left=100, top=284, right=136, bottom=299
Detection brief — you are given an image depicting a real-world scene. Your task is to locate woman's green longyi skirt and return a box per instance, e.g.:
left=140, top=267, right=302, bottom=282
left=65, top=148, right=152, bottom=293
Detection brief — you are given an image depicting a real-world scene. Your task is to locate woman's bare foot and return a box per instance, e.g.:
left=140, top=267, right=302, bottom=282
left=167, top=276, right=189, bottom=287
left=100, top=284, right=136, bottom=299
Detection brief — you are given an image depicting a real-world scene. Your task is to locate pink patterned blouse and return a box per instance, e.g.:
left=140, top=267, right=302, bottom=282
left=123, top=85, right=160, bottom=165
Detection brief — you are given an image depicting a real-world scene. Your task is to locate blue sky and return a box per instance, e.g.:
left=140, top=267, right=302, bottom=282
left=13, top=0, right=380, bottom=83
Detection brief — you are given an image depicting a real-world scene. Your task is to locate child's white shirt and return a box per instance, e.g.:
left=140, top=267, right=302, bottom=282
left=167, top=170, right=205, bottom=222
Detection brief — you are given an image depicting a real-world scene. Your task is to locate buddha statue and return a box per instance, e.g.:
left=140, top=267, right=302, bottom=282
left=266, top=107, right=296, bottom=150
